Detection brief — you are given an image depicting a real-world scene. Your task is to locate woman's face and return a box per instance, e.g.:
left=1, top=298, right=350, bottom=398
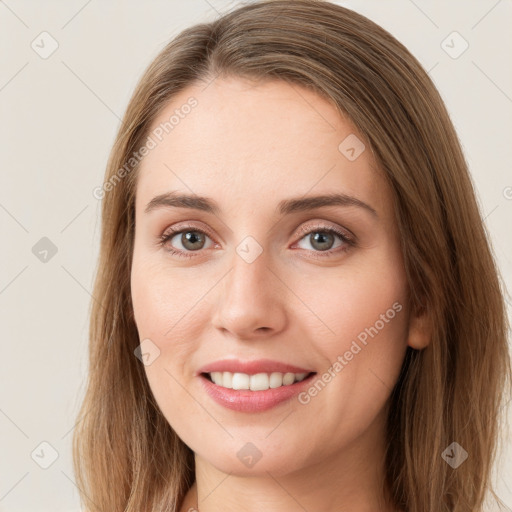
left=131, top=77, right=418, bottom=476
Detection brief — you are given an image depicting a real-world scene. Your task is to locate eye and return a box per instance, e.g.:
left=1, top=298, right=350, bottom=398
left=293, top=224, right=355, bottom=257
left=158, top=222, right=355, bottom=259
left=158, top=225, right=215, bottom=259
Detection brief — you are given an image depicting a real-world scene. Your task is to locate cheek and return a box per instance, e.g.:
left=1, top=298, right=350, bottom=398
left=291, top=259, right=409, bottom=435
left=131, top=265, right=210, bottom=391
left=131, top=260, right=210, bottom=445
left=130, top=253, right=202, bottom=339
left=296, top=257, right=408, bottom=356
left=130, top=256, right=199, bottom=393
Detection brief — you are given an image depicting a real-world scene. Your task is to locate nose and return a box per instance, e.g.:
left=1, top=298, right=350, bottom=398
left=210, top=247, right=287, bottom=340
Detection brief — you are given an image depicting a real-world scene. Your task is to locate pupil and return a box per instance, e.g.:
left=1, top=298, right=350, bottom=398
left=311, top=232, right=333, bottom=251
left=183, top=231, right=204, bottom=250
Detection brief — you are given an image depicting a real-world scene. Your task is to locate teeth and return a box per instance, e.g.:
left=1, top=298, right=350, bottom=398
left=207, top=371, right=309, bottom=390
left=222, top=371, right=233, bottom=388
left=232, top=372, right=250, bottom=390
left=269, top=372, right=283, bottom=388
left=250, top=373, right=269, bottom=391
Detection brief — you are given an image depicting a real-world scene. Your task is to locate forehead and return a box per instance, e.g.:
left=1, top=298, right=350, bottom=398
left=135, top=77, right=387, bottom=216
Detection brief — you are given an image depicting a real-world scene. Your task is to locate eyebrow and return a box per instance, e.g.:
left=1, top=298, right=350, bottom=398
left=144, top=191, right=377, bottom=217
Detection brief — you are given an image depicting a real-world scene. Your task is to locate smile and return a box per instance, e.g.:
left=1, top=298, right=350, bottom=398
left=198, top=370, right=317, bottom=413
left=204, top=371, right=310, bottom=390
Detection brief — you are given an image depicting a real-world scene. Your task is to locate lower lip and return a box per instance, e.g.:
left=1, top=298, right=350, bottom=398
left=199, top=373, right=316, bottom=412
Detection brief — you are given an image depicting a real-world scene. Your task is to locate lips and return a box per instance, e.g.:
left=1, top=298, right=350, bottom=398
left=197, top=358, right=314, bottom=376
left=196, top=358, right=317, bottom=412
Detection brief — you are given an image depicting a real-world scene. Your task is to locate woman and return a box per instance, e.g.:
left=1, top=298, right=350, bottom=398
left=73, top=1, right=511, bottom=511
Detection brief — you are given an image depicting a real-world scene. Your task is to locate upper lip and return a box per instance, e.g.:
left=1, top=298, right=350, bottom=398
left=197, top=358, right=315, bottom=376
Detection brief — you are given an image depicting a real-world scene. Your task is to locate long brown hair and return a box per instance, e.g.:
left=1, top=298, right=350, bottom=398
left=73, top=1, right=512, bottom=510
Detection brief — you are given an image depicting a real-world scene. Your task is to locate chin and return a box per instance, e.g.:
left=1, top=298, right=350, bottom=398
left=193, top=438, right=312, bottom=478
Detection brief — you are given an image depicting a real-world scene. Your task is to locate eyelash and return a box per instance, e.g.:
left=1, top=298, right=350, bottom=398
left=157, top=223, right=355, bottom=260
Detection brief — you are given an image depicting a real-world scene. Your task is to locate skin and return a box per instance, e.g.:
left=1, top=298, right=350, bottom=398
left=130, top=76, right=431, bottom=512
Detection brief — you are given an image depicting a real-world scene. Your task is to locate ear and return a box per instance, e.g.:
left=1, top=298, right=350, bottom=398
left=407, top=305, right=432, bottom=350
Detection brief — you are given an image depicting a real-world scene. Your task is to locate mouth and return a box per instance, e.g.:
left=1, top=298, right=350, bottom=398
left=200, top=370, right=316, bottom=391
left=198, top=370, right=317, bottom=413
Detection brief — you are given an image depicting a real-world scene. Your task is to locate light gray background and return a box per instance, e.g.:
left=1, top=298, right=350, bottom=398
left=0, top=1, right=511, bottom=510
